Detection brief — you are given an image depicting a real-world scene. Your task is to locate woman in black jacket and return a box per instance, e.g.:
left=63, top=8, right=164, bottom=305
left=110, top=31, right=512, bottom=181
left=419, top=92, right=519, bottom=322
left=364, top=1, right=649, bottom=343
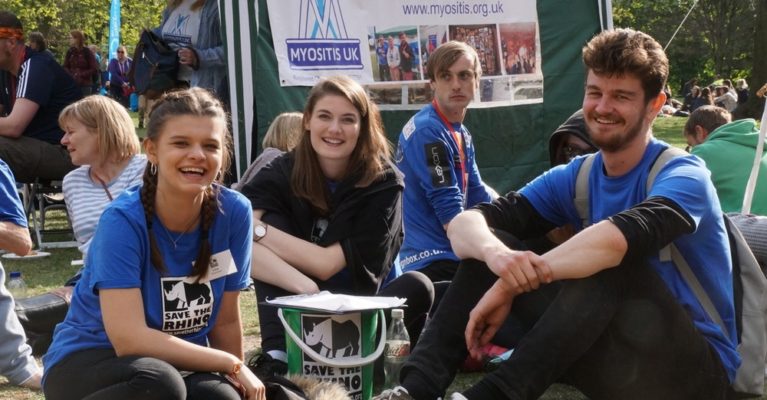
left=240, top=76, right=433, bottom=378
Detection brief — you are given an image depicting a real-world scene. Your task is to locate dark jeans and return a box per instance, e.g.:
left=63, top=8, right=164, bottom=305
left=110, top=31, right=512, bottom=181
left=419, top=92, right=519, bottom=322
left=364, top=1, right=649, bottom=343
left=418, top=259, right=458, bottom=316
left=400, top=234, right=730, bottom=400
left=255, top=271, right=434, bottom=353
left=44, top=348, right=241, bottom=400
left=0, top=136, right=76, bottom=183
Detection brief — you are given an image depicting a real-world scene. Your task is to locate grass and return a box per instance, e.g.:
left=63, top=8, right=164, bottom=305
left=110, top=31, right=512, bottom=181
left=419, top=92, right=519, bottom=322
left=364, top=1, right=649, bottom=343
left=0, top=115, right=762, bottom=399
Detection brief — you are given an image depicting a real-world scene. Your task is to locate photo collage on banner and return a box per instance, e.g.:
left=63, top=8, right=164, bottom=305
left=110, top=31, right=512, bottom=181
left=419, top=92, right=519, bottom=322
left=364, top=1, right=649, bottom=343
left=267, top=0, right=543, bottom=109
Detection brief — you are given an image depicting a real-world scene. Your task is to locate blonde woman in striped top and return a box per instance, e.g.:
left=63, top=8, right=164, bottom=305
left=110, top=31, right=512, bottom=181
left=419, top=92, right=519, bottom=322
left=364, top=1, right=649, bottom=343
left=59, top=95, right=146, bottom=257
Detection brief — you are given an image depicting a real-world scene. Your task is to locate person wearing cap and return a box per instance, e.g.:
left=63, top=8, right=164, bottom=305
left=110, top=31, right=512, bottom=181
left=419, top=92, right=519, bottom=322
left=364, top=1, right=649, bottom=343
left=0, top=10, right=81, bottom=183
left=0, top=157, right=41, bottom=390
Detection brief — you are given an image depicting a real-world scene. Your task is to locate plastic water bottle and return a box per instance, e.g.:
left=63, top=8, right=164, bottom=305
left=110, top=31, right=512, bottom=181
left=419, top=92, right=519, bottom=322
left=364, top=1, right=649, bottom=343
left=384, top=308, right=410, bottom=389
left=7, top=271, right=27, bottom=299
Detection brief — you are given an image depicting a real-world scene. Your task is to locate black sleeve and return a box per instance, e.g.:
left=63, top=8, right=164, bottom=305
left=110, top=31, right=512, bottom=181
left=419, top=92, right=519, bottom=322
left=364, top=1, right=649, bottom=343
left=608, top=196, right=695, bottom=263
left=239, top=153, right=291, bottom=215
left=472, top=191, right=558, bottom=240
left=336, top=185, right=403, bottom=293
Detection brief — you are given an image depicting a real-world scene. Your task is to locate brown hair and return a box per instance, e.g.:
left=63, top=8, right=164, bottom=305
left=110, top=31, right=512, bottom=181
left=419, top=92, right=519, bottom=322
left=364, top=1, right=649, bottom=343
left=28, top=32, right=46, bottom=51
left=142, top=87, right=231, bottom=279
left=58, top=96, right=140, bottom=165
left=426, top=40, right=482, bottom=82
left=0, top=11, right=23, bottom=31
left=263, top=112, right=303, bottom=151
left=70, top=30, right=85, bottom=48
left=700, top=87, right=714, bottom=105
left=684, top=105, right=731, bottom=137
left=582, top=28, right=668, bottom=102
left=292, top=76, right=389, bottom=215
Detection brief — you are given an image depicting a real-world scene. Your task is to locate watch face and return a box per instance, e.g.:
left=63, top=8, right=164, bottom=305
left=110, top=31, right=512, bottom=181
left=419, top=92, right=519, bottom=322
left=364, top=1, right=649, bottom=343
left=254, top=225, right=266, bottom=238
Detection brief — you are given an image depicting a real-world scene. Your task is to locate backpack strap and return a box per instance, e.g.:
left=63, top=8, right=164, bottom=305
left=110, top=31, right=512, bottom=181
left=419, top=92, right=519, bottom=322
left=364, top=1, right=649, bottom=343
left=646, top=146, right=687, bottom=192
left=574, top=146, right=686, bottom=228
left=574, top=153, right=597, bottom=228
left=574, top=146, right=728, bottom=333
left=669, top=244, right=729, bottom=337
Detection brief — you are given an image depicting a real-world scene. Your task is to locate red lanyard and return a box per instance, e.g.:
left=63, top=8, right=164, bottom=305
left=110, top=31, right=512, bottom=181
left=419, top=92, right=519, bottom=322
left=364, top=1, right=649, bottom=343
left=432, top=100, right=468, bottom=195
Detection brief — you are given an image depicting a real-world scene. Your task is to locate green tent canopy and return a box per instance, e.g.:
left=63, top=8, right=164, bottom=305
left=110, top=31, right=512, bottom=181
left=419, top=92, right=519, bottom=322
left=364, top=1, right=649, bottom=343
left=220, top=0, right=613, bottom=194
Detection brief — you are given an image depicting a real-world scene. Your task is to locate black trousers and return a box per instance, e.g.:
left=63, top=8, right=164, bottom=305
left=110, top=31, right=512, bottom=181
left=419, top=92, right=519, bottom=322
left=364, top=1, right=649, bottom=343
left=255, top=271, right=434, bottom=353
left=400, top=232, right=731, bottom=400
left=44, top=348, right=240, bottom=400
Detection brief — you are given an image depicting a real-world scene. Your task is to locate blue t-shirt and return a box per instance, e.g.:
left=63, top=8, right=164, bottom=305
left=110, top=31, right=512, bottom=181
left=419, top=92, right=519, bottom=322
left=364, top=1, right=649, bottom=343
left=519, top=139, right=741, bottom=382
left=396, top=103, right=494, bottom=271
left=0, top=47, right=81, bottom=144
left=43, top=185, right=252, bottom=378
left=0, top=159, right=26, bottom=227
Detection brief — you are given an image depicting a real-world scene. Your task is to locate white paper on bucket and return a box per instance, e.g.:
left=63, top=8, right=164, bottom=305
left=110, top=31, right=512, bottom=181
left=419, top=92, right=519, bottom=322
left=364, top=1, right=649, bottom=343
left=265, top=291, right=406, bottom=313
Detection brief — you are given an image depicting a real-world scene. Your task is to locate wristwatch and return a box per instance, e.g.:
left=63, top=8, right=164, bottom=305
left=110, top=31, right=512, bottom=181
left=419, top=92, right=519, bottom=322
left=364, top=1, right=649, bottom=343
left=253, top=223, right=268, bottom=242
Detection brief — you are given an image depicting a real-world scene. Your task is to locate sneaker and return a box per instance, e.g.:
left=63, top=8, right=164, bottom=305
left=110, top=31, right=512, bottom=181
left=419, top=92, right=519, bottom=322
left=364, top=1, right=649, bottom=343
left=373, top=386, right=415, bottom=400
left=246, top=352, right=287, bottom=379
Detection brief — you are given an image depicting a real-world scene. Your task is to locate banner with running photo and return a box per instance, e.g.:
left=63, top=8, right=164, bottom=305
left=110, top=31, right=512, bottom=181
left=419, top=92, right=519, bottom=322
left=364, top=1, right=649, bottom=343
left=266, top=0, right=543, bottom=108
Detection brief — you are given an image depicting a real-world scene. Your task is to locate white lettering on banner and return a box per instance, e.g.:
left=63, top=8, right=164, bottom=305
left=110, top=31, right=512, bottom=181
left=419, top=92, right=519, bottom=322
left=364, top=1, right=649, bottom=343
left=267, top=0, right=543, bottom=109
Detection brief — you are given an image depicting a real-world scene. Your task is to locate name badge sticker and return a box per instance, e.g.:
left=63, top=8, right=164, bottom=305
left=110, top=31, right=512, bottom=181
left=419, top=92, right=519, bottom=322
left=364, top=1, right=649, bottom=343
left=204, top=249, right=237, bottom=282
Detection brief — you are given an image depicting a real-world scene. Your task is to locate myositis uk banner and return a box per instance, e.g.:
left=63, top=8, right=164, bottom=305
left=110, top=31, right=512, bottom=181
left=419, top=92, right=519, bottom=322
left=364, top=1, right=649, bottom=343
left=266, top=0, right=543, bottom=109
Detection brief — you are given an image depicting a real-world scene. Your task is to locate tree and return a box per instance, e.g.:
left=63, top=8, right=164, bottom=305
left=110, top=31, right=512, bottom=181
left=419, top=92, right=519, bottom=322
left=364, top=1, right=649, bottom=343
left=735, top=0, right=766, bottom=119
left=613, top=0, right=757, bottom=93
left=2, top=1, right=164, bottom=61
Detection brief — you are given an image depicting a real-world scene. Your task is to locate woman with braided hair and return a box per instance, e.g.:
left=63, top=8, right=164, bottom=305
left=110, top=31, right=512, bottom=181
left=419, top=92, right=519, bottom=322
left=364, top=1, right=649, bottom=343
left=42, top=87, right=265, bottom=400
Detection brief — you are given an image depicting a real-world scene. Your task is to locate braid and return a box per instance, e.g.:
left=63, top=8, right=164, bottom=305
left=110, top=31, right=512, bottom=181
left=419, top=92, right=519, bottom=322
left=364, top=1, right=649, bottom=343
left=140, top=166, right=165, bottom=274
left=191, top=186, right=218, bottom=281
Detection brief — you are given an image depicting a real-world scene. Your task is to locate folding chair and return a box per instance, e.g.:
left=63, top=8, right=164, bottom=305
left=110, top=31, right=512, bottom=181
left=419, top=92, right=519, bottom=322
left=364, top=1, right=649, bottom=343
left=22, top=179, right=77, bottom=249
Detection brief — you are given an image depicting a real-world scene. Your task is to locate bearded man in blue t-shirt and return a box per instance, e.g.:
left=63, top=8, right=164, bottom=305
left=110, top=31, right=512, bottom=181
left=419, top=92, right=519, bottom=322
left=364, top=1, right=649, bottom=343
left=0, top=11, right=81, bottom=183
left=375, top=29, right=738, bottom=400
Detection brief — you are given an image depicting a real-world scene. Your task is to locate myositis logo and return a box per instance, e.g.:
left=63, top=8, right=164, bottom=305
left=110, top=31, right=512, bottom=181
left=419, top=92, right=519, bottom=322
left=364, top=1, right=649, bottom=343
left=287, top=0, right=363, bottom=70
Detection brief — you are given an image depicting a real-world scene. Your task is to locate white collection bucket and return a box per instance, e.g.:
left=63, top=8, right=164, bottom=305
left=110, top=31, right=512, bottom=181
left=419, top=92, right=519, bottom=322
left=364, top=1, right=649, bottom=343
left=278, top=308, right=386, bottom=400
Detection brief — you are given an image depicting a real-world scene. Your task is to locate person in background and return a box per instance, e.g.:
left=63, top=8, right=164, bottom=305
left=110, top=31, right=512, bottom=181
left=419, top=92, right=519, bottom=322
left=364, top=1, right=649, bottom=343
left=714, top=85, right=737, bottom=112
left=157, top=0, right=232, bottom=184
left=60, top=95, right=147, bottom=258
left=62, top=30, right=98, bottom=97
left=681, top=77, right=698, bottom=99
left=681, top=86, right=700, bottom=112
left=28, top=31, right=54, bottom=59
left=396, top=41, right=497, bottom=283
left=684, top=105, right=767, bottom=216
left=42, top=88, right=264, bottom=400
left=399, top=32, right=415, bottom=81
left=690, top=86, right=714, bottom=112
left=387, top=36, right=401, bottom=81
left=88, top=45, right=102, bottom=95
left=0, top=11, right=80, bottom=183
left=157, top=0, right=228, bottom=102
left=233, top=111, right=303, bottom=191
left=106, top=45, right=132, bottom=109
left=11, top=95, right=148, bottom=359
left=736, top=79, right=749, bottom=106
left=0, top=158, right=41, bottom=390
left=376, top=36, right=390, bottom=81
left=240, top=76, right=433, bottom=378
